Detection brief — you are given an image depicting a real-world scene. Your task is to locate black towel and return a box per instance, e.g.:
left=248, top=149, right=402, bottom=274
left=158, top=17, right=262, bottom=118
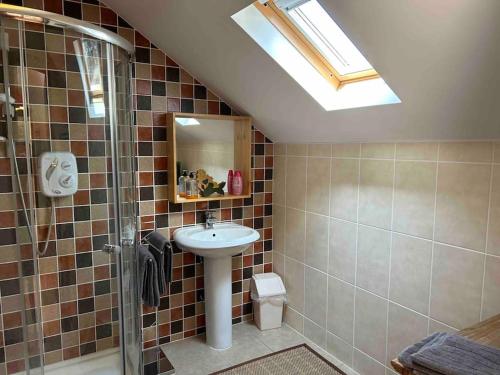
left=146, top=231, right=172, bottom=289
left=137, top=243, right=160, bottom=307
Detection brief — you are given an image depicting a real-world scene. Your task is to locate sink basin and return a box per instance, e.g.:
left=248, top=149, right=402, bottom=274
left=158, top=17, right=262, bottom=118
left=174, top=223, right=260, bottom=350
left=173, top=223, right=260, bottom=258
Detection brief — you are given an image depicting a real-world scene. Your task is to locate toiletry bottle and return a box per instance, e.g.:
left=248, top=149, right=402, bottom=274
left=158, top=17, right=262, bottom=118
left=186, top=172, right=198, bottom=199
left=178, top=170, right=188, bottom=197
left=227, top=170, right=234, bottom=195
left=232, top=170, right=243, bottom=195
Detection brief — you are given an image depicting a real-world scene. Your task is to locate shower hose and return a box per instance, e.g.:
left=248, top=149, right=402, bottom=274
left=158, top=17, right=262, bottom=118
left=6, top=127, right=55, bottom=257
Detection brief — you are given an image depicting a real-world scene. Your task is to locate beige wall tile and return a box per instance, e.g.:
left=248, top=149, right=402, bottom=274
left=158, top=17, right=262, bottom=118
left=286, top=143, right=307, bottom=156
left=272, top=251, right=284, bottom=279
left=487, top=165, right=500, bottom=255
left=286, top=156, right=307, bottom=210
left=308, top=143, right=332, bottom=157
left=428, top=319, right=459, bottom=335
left=273, top=142, right=497, bottom=374
left=354, top=289, right=388, bottom=363
left=353, top=349, right=386, bottom=375
left=306, top=157, right=331, bottom=215
left=327, top=277, right=354, bottom=344
left=439, top=142, right=493, bottom=162
left=435, top=163, right=491, bottom=251
left=330, top=158, right=359, bottom=222
left=430, top=244, right=484, bottom=329
left=393, top=161, right=436, bottom=239
left=284, top=306, right=304, bottom=333
left=305, top=213, right=329, bottom=272
left=332, top=143, right=360, bottom=158
left=482, top=255, right=500, bottom=320
left=273, top=155, right=286, bottom=207
left=285, top=208, right=305, bottom=262
left=304, top=318, right=326, bottom=348
left=494, top=142, right=500, bottom=162
left=273, top=205, right=285, bottom=253
left=395, top=142, right=439, bottom=161
left=356, top=225, right=391, bottom=297
left=284, top=258, right=304, bottom=313
left=389, top=234, right=432, bottom=314
left=274, top=143, right=286, bottom=155
left=387, top=303, right=428, bottom=367
left=361, top=143, right=395, bottom=159
left=329, top=219, right=357, bottom=284
left=327, top=333, right=353, bottom=367
left=304, top=267, right=327, bottom=328
left=359, top=160, right=394, bottom=229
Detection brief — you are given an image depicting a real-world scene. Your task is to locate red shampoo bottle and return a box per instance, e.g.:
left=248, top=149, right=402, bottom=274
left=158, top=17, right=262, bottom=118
left=232, top=170, right=243, bottom=195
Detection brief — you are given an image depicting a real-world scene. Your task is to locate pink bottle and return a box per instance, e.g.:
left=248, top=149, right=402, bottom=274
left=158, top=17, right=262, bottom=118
left=227, top=170, right=234, bottom=194
left=232, top=170, right=243, bottom=195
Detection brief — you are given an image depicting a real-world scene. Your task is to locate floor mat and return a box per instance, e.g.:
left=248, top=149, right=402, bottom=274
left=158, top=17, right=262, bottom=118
left=210, top=344, right=347, bottom=375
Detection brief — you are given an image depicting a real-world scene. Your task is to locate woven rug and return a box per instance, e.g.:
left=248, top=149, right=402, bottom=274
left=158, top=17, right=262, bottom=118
left=210, top=344, right=347, bottom=375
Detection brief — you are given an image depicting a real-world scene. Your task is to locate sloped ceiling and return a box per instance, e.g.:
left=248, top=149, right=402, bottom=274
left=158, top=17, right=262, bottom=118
left=104, top=0, right=500, bottom=142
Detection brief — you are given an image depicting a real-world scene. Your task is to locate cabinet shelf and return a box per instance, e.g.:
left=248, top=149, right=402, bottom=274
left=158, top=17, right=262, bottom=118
left=174, top=193, right=252, bottom=204
left=167, top=112, right=253, bottom=204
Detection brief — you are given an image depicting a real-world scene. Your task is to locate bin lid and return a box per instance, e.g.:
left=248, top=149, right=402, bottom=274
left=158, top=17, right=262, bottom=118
left=251, top=272, right=286, bottom=298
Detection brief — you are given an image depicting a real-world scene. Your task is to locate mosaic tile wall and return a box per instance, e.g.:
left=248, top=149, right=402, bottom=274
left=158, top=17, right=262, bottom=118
left=0, top=1, right=274, bottom=374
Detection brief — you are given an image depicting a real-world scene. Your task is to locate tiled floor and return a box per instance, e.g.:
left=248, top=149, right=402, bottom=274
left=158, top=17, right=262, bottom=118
left=161, top=322, right=359, bottom=375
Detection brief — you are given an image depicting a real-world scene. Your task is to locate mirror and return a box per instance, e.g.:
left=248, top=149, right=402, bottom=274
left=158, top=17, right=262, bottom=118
left=176, top=118, right=234, bottom=190
left=167, top=113, right=252, bottom=203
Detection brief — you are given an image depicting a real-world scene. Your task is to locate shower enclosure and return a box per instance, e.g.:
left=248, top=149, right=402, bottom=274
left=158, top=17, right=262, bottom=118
left=0, top=4, right=141, bottom=375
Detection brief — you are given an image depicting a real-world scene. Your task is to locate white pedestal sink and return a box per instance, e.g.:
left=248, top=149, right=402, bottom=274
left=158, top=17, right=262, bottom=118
left=173, top=223, right=260, bottom=350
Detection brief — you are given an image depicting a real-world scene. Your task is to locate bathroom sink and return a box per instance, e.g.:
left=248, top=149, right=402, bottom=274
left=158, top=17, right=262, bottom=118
left=173, top=223, right=260, bottom=350
left=173, top=223, right=260, bottom=258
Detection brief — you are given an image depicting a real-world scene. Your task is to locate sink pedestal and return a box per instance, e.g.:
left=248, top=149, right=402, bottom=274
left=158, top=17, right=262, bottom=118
left=204, top=256, right=232, bottom=350
left=173, top=223, right=260, bottom=350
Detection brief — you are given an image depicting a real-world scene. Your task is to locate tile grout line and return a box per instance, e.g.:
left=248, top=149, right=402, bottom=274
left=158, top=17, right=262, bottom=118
left=303, top=149, right=308, bottom=338
left=479, top=150, right=495, bottom=320
left=426, top=143, right=440, bottom=334
left=324, top=147, right=332, bottom=350
left=384, top=144, right=397, bottom=367
left=351, top=143, right=361, bottom=368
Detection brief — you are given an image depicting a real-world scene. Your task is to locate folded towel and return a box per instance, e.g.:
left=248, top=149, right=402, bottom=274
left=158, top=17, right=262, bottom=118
left=138, top=243, right=160, bottom=307
left=145, top=231, right=173, bottom=290
left=398, top=332, right=450, bottom=369
left=411, top=334, right=500, bottom=375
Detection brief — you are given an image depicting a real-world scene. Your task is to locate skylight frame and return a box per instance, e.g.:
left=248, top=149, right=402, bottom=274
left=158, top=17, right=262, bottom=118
left=254, top=0, right=380, bottom=90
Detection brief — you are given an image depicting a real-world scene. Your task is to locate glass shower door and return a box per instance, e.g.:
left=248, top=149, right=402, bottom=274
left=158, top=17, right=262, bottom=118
left=0, top=14, right=140, bottom=375
left=105, top=43, right=142, bottom=375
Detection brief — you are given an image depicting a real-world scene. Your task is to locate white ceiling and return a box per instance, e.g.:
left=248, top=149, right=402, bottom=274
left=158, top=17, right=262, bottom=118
left=104, top=0, right=500, bottom=143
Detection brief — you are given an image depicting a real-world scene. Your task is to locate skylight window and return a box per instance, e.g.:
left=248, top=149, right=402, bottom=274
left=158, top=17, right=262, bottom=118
left=255, top=0, right=380, bottom=89
left=281, top=0, right=374, bottom=76
left=232, top=0, right=400, bottom=111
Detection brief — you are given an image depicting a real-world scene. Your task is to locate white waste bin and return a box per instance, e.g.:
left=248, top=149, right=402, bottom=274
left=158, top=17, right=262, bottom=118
left=251, top=273, right=287, bottom=330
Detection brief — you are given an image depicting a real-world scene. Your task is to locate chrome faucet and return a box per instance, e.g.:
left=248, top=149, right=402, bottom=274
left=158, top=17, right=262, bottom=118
left=205, top=210, right=217, bottom=229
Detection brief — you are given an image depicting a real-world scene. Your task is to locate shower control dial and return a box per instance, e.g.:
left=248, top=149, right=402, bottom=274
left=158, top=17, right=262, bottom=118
left=59, top=174, right=75, bottom=188
left=61, top=160, right=72, bottom=171
left=39, top=152, right=78, bottom=197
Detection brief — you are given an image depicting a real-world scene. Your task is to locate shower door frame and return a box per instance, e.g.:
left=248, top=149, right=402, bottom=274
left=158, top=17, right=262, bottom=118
left=0, top=4, right=141, bottom=375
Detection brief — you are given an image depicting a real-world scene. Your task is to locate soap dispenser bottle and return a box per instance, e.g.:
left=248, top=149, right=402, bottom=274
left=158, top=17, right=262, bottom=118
left=178, top=170, right=188, bottom=197
left=232, top=170, right=243, bottom=195
left=186, top=172, right=198, bottom=199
